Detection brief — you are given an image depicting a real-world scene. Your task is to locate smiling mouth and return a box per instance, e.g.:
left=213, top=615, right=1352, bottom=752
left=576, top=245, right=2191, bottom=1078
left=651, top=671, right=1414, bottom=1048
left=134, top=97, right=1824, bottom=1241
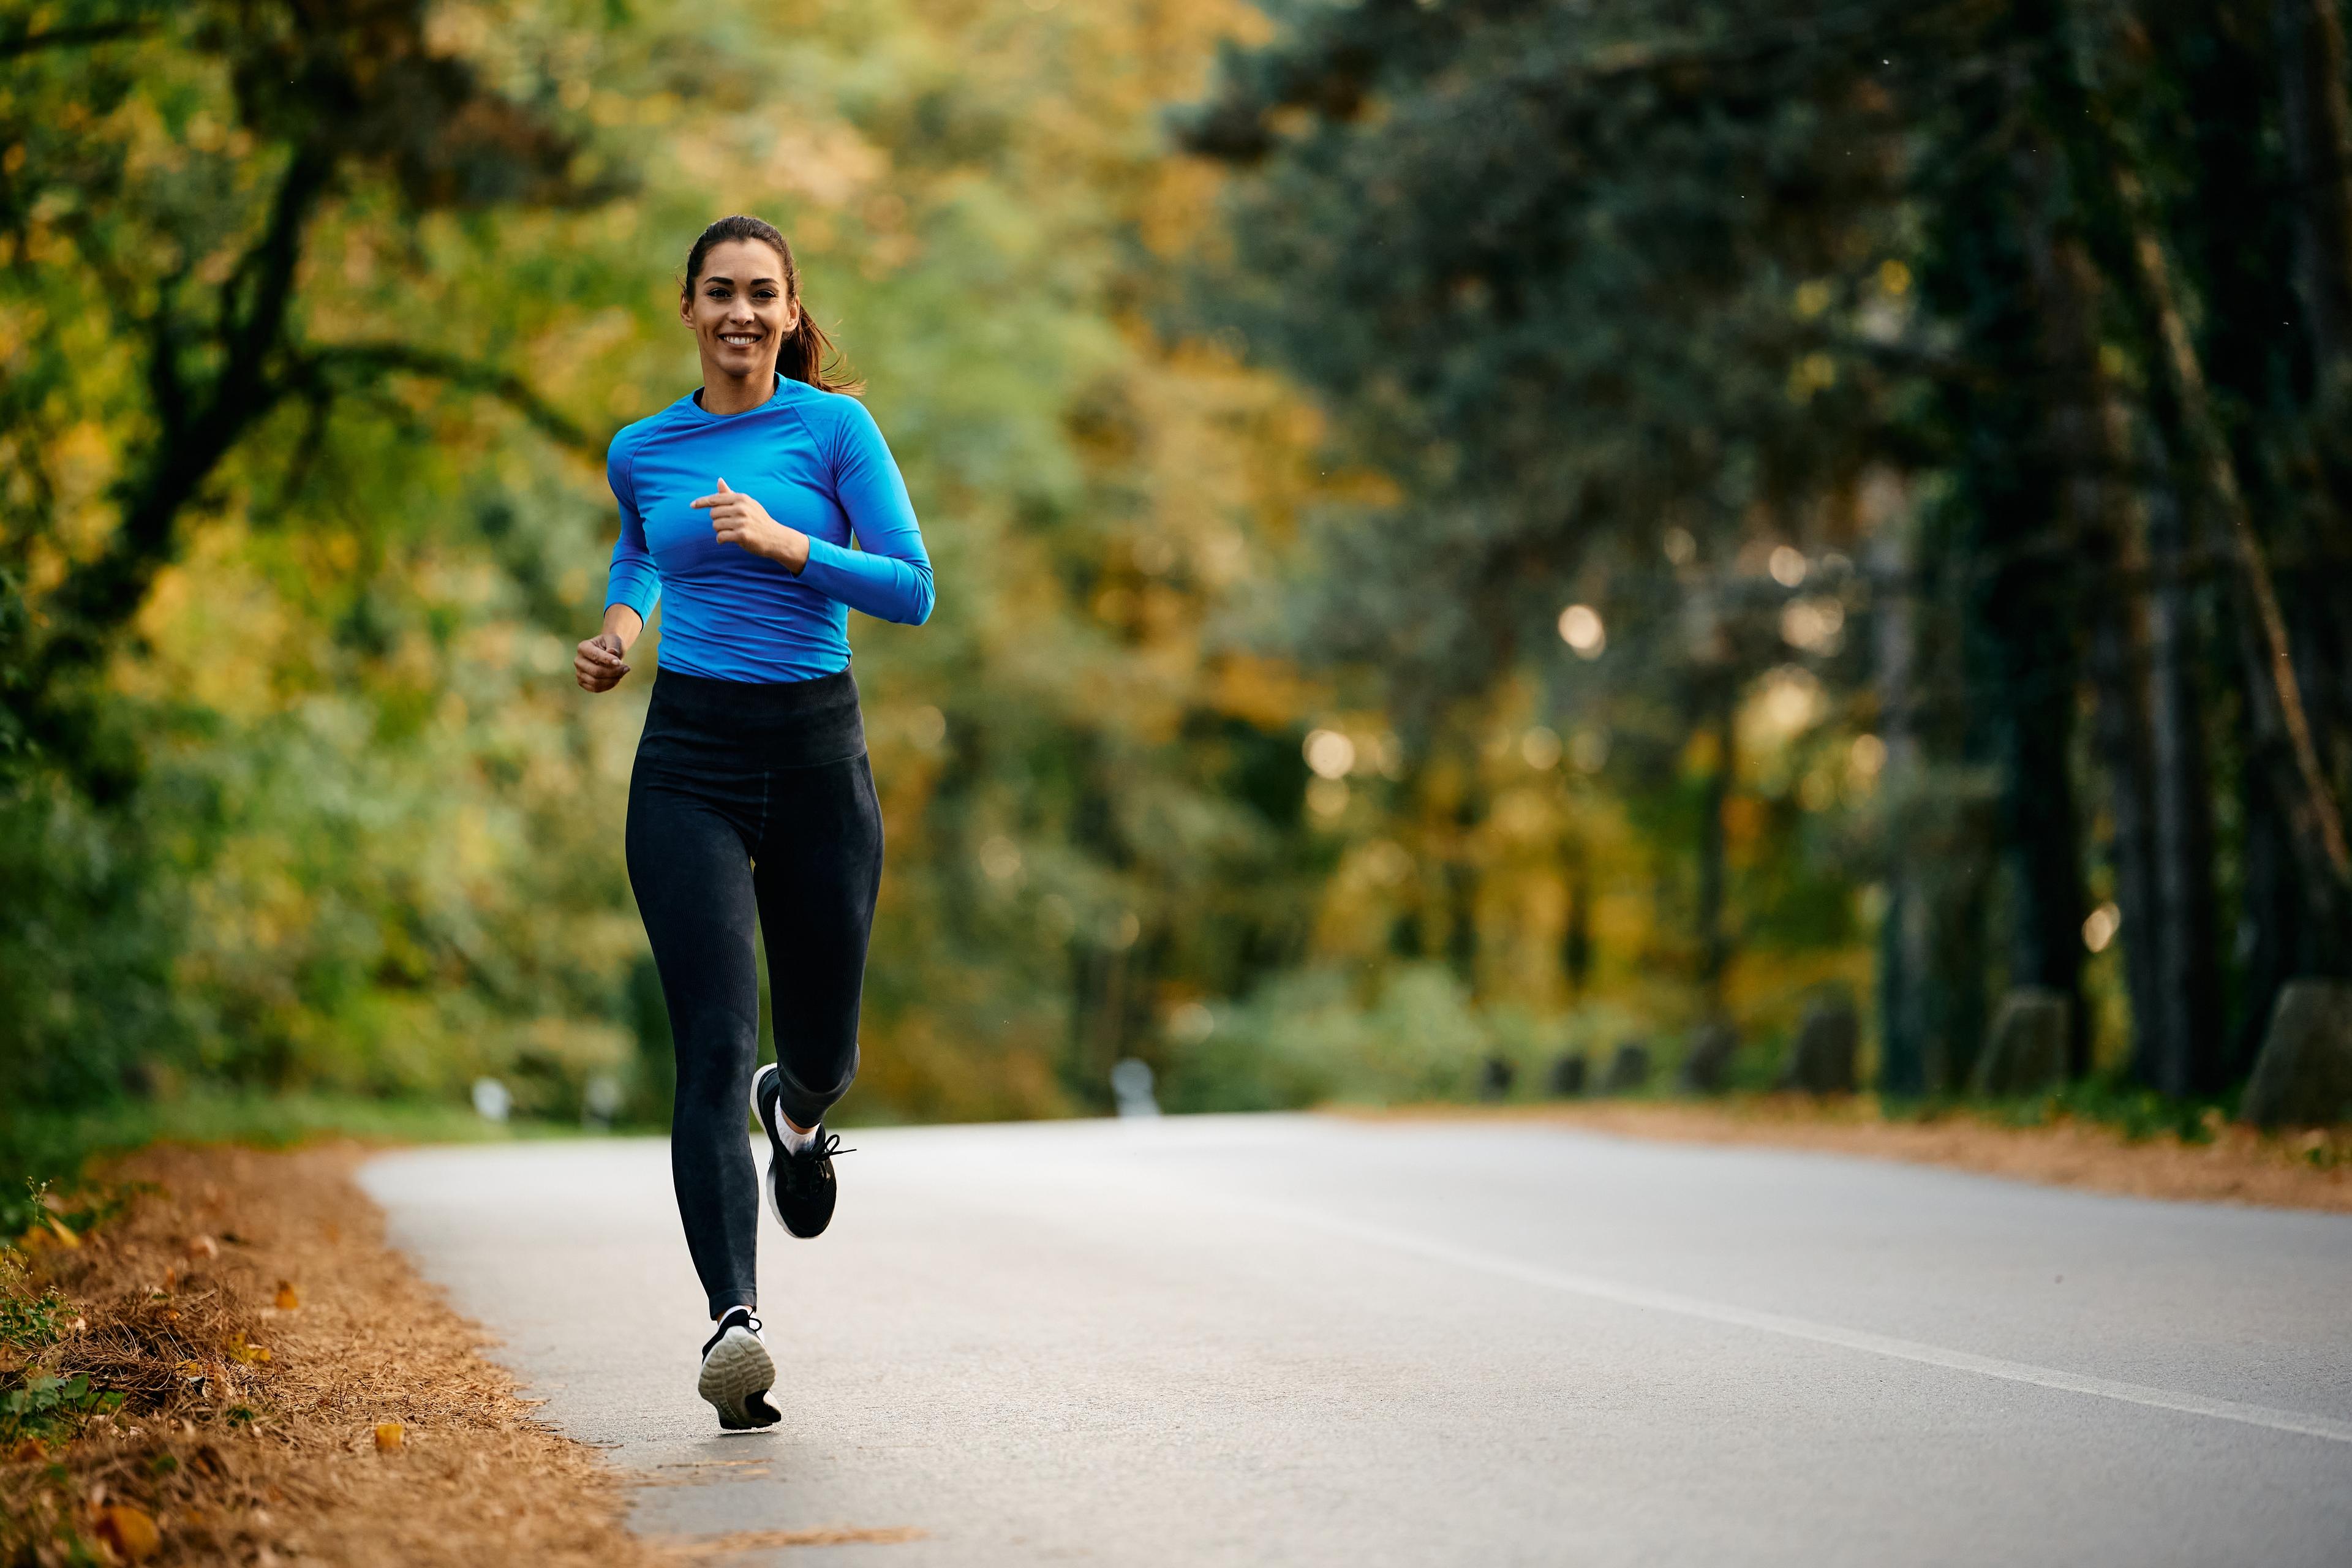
left=718, top=332, right=762, bottom=347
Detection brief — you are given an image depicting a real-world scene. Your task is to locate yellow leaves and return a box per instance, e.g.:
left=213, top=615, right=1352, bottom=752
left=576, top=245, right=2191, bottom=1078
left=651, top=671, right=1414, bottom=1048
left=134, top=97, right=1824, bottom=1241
left=273, top=1281, right=300, bottom=1311
left=16, top=1216, right=79, bottom=1251
left=227, top=1336, right=271, bottom=1366
left=374, top=1421, right=405, bottom=1453
left=1877, top=258, right=1912, bottom=296
left=1793, top=279, right=1833, bottom=319
left=1785, top=351, right=1839, bottom=404
left=423, top=2, right=491, bottom=55
left=94, top=1502, right=160, bottom=1562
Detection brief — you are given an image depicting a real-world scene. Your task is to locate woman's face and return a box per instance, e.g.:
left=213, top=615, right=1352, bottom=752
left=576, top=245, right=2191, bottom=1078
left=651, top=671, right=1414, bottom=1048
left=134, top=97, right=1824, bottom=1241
left=682, top=238, right=799, bottom=382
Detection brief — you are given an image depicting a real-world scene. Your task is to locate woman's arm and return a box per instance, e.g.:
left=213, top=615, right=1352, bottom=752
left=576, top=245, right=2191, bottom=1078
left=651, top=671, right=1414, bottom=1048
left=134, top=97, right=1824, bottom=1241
left=696, top=402, right=936, bottom=625
left=798, top=399, right=935, bottom=625
left=604, top=442, right=662, bottom=628
left=580, top=439, right=658, bottom=692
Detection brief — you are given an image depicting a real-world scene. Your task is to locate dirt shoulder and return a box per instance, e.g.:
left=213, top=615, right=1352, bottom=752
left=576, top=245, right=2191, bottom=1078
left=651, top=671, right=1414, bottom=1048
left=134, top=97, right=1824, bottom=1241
left=1340, top=1099, right=2352, bottom=1213
left=1, top=1143, right=668, bottom=1568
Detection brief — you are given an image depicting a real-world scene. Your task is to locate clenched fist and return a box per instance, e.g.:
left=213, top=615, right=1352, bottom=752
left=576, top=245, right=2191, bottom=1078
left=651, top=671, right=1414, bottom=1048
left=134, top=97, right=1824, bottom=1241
left=575, top=630, right=631, bottom=692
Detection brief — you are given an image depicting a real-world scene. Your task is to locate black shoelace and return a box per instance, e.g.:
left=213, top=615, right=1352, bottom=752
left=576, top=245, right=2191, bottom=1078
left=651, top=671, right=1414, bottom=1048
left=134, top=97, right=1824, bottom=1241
left=788, top=1130, right=854, bottom=1167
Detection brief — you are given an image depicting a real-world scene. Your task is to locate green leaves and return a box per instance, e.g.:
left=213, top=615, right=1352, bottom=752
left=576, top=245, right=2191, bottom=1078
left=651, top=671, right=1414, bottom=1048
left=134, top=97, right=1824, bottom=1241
left=0, top=1373, right=126, bottom=1444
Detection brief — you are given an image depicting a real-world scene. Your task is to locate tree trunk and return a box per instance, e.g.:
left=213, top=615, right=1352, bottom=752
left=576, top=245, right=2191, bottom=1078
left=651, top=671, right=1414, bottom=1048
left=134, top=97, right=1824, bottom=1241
left=2141, top=472, right=2225, bottom=1093
left=1444, top=775, right=1482, bottom=992
left=1559, top=832, right=1593, bottom=1000
left=2106, top=157, right=2352, bottom=895
left=2275, top=0, right=2352, bottom=388
left=2087, top=591, right=2168, bottom=1086
left=1695, top=676, right=1735, bottom=1014
left=2236, top=726, right=2309, bottom=1068
left=1977, top=550, right=2084, bottom=1054
left=1872, top=510, right=1928, bottom=1095
left=2027, top=220, right=2166, bottom=1084
left=2230, top=596, right=2352, bottom=973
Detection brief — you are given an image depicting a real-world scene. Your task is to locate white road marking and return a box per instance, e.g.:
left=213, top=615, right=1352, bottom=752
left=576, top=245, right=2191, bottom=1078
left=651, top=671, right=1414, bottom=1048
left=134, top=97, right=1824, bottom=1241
left=1239, top=1199, right=2352, bottom=1447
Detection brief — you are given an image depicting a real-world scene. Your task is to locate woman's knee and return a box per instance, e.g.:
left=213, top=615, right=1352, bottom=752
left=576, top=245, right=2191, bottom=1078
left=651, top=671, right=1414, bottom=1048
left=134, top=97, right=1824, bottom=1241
left=774, top=1042, right=859, bottom=1115
left=670, top=1019, right=757, bottom=1093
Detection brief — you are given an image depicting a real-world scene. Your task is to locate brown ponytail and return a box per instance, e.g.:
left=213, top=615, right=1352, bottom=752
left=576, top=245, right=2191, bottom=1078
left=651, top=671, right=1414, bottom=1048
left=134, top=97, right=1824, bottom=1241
left=680, top=215, right=862, bottom=396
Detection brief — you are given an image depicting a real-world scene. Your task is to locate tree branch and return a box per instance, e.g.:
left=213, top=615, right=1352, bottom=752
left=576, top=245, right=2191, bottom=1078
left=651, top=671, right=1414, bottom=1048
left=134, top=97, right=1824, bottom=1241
left=34, top=146, right=333, bottom=688
left=0, top=21, right=154, bottom=60
left=304, top=342, right=594, bottom=452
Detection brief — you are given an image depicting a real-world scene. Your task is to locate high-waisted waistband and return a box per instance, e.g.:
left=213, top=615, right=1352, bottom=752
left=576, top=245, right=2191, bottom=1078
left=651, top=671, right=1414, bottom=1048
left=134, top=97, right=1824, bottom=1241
left=639, top=666, right=865, bottom=772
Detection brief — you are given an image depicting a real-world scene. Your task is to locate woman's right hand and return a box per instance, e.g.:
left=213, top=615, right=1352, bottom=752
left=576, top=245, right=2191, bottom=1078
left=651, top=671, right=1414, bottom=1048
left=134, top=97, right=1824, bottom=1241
left=575, top=631, right=631, bottom=692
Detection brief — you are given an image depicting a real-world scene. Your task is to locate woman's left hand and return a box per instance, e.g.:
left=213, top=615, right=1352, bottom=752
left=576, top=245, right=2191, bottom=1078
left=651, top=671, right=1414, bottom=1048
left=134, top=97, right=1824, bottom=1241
left=693, top=479, right=810, bottom=573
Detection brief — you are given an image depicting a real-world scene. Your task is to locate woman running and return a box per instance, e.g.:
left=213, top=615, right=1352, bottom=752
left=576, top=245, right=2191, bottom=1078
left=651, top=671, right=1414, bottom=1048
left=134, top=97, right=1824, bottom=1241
left=574, top=215, right=933, bottom=1430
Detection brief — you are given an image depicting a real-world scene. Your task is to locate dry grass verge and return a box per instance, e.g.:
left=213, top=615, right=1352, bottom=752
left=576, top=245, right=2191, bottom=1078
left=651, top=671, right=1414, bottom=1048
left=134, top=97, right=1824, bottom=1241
left=1, top=1143, right=668, bottom=1568
left=1344, top=1098, right=2352, bottom=1213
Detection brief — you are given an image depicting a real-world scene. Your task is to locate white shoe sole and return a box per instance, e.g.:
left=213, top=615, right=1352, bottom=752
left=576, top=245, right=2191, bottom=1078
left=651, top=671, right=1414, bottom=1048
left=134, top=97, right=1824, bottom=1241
left=698, top=1325, right=779, bottom=1431
left=752, top=1063, right=787, bottom=1231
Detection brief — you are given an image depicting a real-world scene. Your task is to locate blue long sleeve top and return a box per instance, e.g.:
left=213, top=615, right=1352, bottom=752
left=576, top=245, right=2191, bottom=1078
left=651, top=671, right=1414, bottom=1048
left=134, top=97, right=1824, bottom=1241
left=603, top=374, right=935, bottom=683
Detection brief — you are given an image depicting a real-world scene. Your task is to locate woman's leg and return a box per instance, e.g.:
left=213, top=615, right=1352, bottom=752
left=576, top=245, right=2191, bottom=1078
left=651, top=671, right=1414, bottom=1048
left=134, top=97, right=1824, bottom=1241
left=627, top=769, right=764, bottom=1318
left=753, top=754, right=885, bottom=1128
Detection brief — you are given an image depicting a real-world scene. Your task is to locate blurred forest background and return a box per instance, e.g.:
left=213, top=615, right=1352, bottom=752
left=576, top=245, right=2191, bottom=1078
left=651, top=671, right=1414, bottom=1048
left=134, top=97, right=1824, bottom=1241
left=6, top=0, right=2352, bottom=1169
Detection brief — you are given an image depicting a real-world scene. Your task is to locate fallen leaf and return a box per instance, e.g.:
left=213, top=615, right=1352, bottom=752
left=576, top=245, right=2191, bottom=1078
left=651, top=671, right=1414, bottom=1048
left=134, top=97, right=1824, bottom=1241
left=186, top=1235, right=218, bottom=1261
left=94, top=1502, right=160, bottom=1561
left=273, top=1281, right=300, bottom=1311
left=684, top=1526, right=926, bottom=1551
left=374, top=1422, right=404, bottom=1453
left=47, top=1216, right=80, bottom=1249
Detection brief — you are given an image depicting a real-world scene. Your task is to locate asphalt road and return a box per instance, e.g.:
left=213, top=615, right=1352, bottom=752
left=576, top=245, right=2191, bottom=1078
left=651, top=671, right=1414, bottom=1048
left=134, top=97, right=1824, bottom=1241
left=360, top=1115, right=2352, bottom=1566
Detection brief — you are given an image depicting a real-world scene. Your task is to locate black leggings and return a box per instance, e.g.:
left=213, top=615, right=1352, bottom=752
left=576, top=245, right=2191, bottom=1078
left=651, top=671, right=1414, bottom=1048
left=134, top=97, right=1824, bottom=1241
left=626, top=668, right=883, bottom=1318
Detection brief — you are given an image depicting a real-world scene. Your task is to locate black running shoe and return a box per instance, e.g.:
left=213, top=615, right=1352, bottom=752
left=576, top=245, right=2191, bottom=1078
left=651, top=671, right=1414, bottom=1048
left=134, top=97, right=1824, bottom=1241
left=697, top=1306, right=780, bottom=1430
left=752, top=1062, right=852, bottom=1239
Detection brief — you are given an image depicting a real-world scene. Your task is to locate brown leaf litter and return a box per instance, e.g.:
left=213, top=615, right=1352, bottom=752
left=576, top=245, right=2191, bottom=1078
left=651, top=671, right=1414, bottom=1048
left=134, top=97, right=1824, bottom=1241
left=1, top=1143, right=674, bottom=1566
left=1346, top=1098, right=2352, bottom=1212
left=680, top=1526, right=927, bottom=1551
left=1, top=1144, right=922, bottom=1566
